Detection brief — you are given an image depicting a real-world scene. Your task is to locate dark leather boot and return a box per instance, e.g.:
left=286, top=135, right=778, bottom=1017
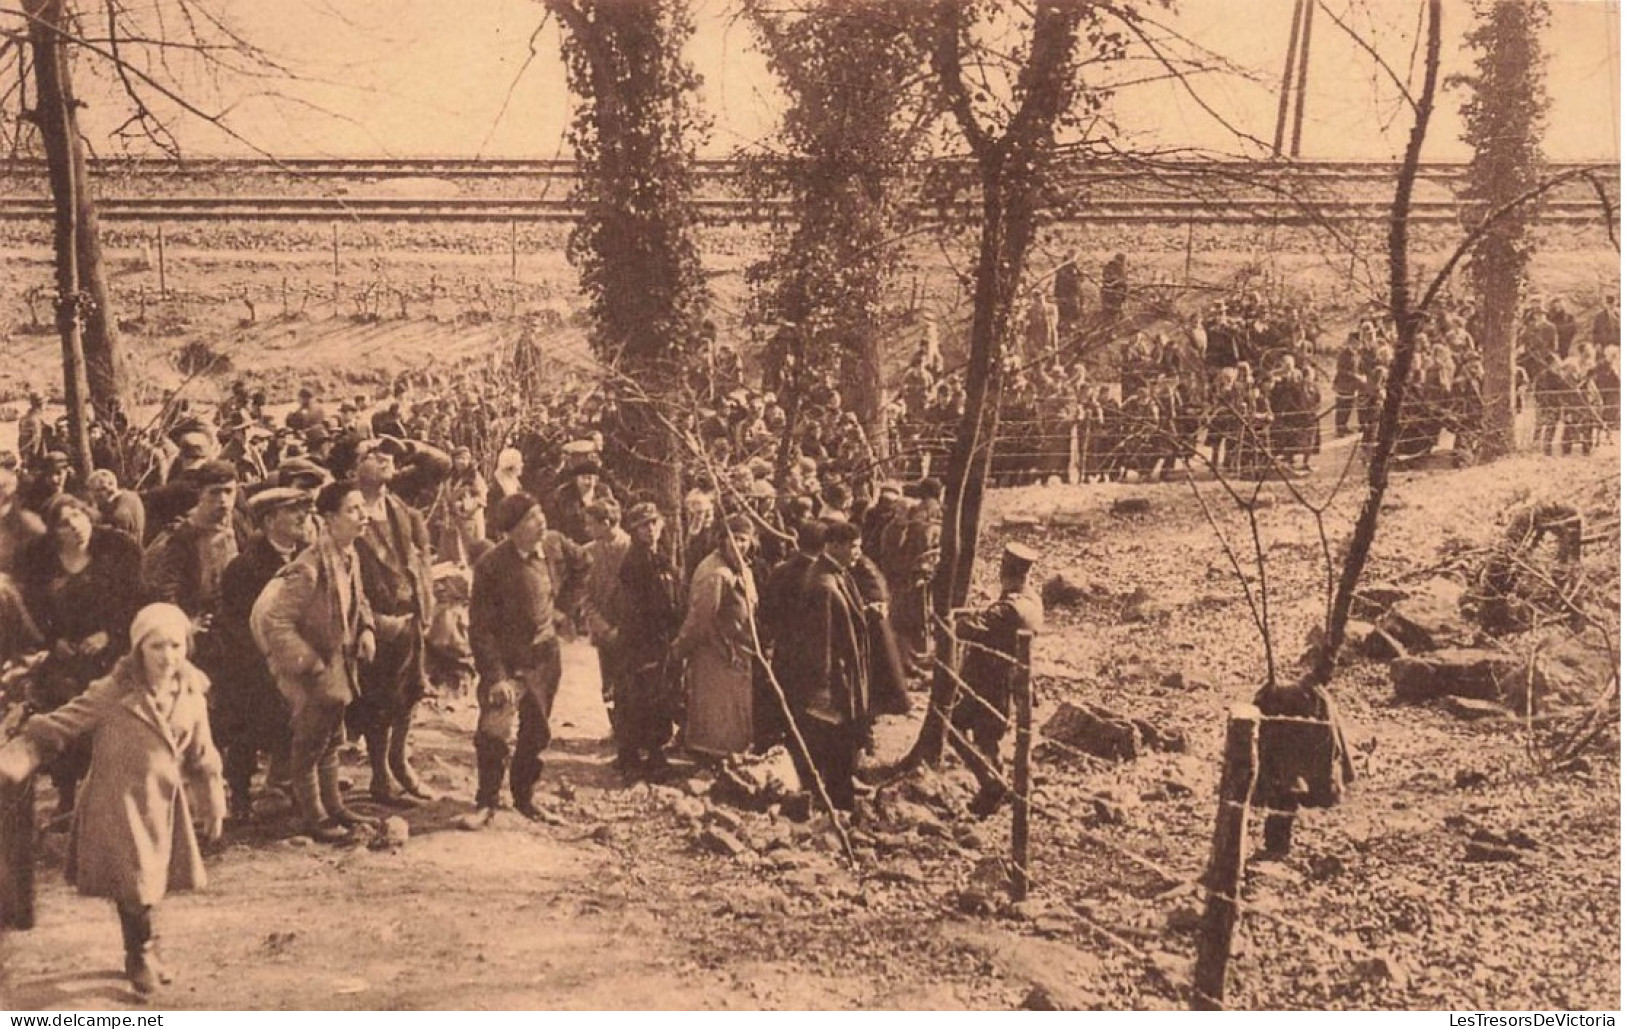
left=319, top=752, right=376, bottom=832
left=290, top=766, right=347, bottom=843
left=119, top=906, right=172, bottom=995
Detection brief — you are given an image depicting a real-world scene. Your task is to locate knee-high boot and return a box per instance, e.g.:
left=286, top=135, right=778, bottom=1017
left=118, top=903, right=170, bottom=994
left=387, top=701, right=426, bottom=796
left=319, top=749, right=373, bottom=829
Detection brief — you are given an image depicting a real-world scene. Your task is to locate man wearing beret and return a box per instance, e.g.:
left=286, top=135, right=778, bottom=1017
left=214, top=487, right=312, bottom=823
left=348, top=435, right=450, bottom=807
left=951, top=541, right=1044, bottom=817
left=463, top=492, right=586, bottom=826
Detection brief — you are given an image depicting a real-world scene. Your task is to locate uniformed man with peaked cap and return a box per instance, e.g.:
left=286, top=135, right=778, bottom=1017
left=951, top=541, right=1045, bottom=816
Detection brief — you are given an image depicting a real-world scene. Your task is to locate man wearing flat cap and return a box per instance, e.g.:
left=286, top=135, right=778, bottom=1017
left=142, top=461, right=241, bottom=621
left=464, top=492, right=586, bottom=825
left=214, top=487, right=313, bottom=823
left=951, top=541, right=1044, bottom=817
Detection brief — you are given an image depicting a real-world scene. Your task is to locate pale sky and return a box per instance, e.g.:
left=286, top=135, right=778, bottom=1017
left=61, top=0, right=1624, bottom=163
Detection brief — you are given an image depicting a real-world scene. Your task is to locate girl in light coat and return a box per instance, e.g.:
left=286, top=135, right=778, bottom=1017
left=0, top=603, right=224, bottom=996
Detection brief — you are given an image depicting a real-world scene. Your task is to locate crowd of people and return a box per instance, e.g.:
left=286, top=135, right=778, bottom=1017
left=0, top=366, right=1045, bottom=996
left=893, top=281, right=1620, bottom=482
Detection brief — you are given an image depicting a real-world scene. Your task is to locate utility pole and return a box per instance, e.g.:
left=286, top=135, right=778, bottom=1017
left=1273, top=0, right=1306, bottom=158
left=1290, top=0, right=1316, bottom=158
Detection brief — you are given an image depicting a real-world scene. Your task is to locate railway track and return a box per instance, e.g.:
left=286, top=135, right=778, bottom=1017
left=0, top=156, right=1612, bottom=182
left=0, top=158, right=1613, bottom=225
left=0, top=194, right=1611, bottom=225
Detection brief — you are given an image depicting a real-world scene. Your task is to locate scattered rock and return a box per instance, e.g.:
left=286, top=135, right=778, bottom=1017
left=956, top=888, right=997, bottom=916
left=684, top=777, right=710, bottom=798
left=555, top=780, right=577, bottom=802
left=1120, top=587, right=1171, bottom=624
left=1041, top=702, right=1139, bottom=761
left=1377, top=577, right=1472, bottom=653
left=704, top=806, right=744, bottom=833
left=1463, top=840, right=1523, bottom=863
left=1352, top=953, right=1410, bottom=990
left=882, top=797, right=945, bottom=835
left=709, top=746, right=803, bottom=812
left=1165, top=904, right=1202, bottom=934
left=1359, top=625, right=1409, bottom=662
left=1160, top=669, right=1213, bottom=692
left=1534, top=639, right=1616, bottom=709
left=1350, top=583, right=1411, bottom=621
left=1308, top=853, right=1346, bottom=880
left=954, top=824, right=991, bottom=852
left=1110, top=496, right=1152, bottom=517
left=368, top=816, right=409, bottom=851
left=1453, top=769, right=1490, bottom=789
left=1442, top=696, right=1511, bottom=721
left=1020, top=984, right=1066, bottom=1011
left=1091, top=796, right=1129, bottom=826
left=1392, top=648, right=1524, bottom=704
left=873, top=859, right=927, bottom=885
left=1041, top=573, right=1090, bottom=610
left=670, top=796, right=706, bottom=821
left=699, top=826, right=751, bottom=858
left=1470, top=826, right=1539, bottom=852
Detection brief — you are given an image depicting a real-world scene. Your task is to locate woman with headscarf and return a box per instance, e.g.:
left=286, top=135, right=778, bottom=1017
left=17, top=494, right=144, bottom=816
left=485, top=447, right=525, bottom=542
left=0, top=603, right=225, bottom=995
left=673, top=513, right=758, bottom=760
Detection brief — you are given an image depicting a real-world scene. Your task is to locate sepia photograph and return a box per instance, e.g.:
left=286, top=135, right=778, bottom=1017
left=0, top=0, right=1618, bottom=1012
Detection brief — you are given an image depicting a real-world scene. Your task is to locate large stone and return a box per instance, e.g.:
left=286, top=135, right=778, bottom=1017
left=699, top=826, right=751, bottom=858
left=1377, top=578, right=1472, bottom=653
left=1351, top=584, right=1411, bottom=621
left=1391, top=648, right=1522, bottom=704
left=1110, top=496, right=1153, bottom=517
left=1041, top=702, right=1140, bottom=762
left=1534, top=639, right=1615, bottom=709
left=1358, top=624, right=1408, bottom=662
left=1441, top=696, right=1512, bottom=721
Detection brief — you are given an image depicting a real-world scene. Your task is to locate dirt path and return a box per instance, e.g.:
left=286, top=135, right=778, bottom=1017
left=0, top=643, right=796, bottom=1011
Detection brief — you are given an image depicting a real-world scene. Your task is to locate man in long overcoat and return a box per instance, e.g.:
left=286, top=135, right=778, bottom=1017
left=608, top=502, right=683, bottom=779
left=213, top=487, right=311, bottom=823
left=777, top=519, right=870, bottom=810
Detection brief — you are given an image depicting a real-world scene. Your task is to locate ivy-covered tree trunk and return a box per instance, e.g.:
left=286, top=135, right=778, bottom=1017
left=745, top=0, right=924, bottom=477
left=1458, top=0, right=1550, bottom=461
left=547, top=0, right=711, bottom=511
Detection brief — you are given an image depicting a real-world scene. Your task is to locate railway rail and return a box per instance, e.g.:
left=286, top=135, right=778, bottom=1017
left=0, top=158, right=1612, bottom=225
left=0, top=194, right=1610, bottom=225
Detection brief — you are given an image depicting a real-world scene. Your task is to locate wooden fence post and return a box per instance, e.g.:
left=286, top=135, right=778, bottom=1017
left=1009, top=629, right=1035, bottom=902
left=156, top=225, right=166, bottom=299
left=331, top=222, right=340, bottom=318
left=1191, top=703, right=1261, bottom=1010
